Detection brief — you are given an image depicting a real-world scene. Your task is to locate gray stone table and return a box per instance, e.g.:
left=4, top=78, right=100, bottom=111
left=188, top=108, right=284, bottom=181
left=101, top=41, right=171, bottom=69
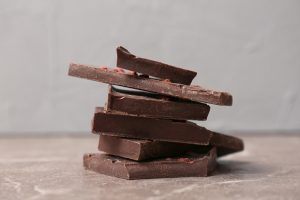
left=0, top=133, right=299, bottom=200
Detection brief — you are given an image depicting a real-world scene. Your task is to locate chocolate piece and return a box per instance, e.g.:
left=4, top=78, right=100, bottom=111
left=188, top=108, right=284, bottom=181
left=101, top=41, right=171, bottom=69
left=210, top=132, right=244, bottom=156
left=93, top=107, right=244, bottom=156
left=99, top=134, right=211, bottom=161
left=116, top=46, right=197, bottom=85
left=94, top=107, right=211, bottom=145
left=68, top=63, right=232, bottom=106
left=105, top=85, right=210, bottom=120
left=83, top=147, right=217, bottom=180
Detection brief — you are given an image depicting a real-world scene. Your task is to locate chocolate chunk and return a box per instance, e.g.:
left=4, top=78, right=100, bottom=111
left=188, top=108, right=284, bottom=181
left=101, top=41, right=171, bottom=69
left=83, top=147, right=217, bottom=180
left=93, top=107, right=212, bottom=145
left=116, top=46, right=197, bottom=85
left=105, top=85, right=210, bottom=120
left=68, top=63, right=232, bottom=106
left=93, top=107, right=244, bottom=156
left=209, top=132, right=245, bottom=156
left=99, top=134, right=211, bottom=161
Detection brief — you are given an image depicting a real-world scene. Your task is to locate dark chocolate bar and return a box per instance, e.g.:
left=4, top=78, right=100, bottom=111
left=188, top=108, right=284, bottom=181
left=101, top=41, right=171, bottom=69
left=105, top=85, right=210, bottom=120
left=83, top=147, right=217, bottom=179
left=99, top=134, right=211, bottom=161
left=68, top=63, right=232, bottom=106
left=93, top=107, right=244, bottom=156
left=116, top=46, right=197, bottom=85
left=94, top=107, right=211, bottom=145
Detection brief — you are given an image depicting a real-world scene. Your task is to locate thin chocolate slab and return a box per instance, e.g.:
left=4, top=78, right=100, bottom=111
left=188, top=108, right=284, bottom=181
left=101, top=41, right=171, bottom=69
left=99, top=134, right=211, bottom=161
left=93, top=107, right=212, bottom=145
left=68, top=63, right=232, bottom=106
left=83, top=147, right=217, bottom=180
left=105, top=85, right=210, bottom=120
left=93, top=107, right=244, bottom=156
left=116, top=46, right=197, bottom=85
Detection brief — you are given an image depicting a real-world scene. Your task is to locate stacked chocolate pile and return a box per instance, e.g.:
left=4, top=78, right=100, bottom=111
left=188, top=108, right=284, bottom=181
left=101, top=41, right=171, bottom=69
left=68, top=46, right=244, bottom=180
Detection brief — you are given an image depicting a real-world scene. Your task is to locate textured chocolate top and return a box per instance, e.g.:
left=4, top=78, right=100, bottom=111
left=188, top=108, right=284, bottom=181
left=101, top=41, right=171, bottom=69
left=68, top=63, right=232, bottom=106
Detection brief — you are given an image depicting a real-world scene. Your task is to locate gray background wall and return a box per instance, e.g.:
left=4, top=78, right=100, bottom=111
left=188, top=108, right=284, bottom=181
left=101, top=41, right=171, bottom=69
left=1, top=0, right=300, bottom=134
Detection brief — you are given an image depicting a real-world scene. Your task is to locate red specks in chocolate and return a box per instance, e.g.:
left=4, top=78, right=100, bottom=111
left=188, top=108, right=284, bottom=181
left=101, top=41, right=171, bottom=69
left=98, top=66, right=148, bottom=76
left=116, top=67, right=125, bottom=73
left=113, top=67, right=126, bottom=74
left=178, top=157, right=194, bottom=163
left=100, top=66, right=108, bottom=70
left=162, top=79, right=171, bottom=83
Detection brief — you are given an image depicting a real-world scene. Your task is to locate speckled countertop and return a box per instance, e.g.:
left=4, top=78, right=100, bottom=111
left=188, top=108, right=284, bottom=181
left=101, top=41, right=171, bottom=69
left=0, top=133, right=299, bottom=200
